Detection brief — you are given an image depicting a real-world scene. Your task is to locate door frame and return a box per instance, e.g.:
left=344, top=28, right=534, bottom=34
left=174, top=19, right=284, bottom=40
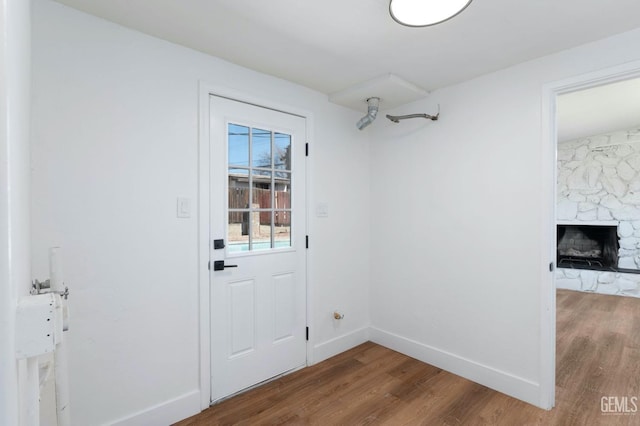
left=540, top=59, right=640, bottom=410
left=197, top=82, right=314, bottom=409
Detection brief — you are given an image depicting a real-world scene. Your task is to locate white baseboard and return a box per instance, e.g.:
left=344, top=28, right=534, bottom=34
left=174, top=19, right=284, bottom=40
left=311, top=326, right=369, bottom=365
left=369, top=327, right=541, bottom=408
left=110, top=327, right=541, bottom=425
left=110, top=389, right=201, bottom=426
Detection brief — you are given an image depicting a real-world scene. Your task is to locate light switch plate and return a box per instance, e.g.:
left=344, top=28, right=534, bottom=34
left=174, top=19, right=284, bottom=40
left=177, top=197, right=191, bottom=218
left=316, top=202, right=329, bottom=218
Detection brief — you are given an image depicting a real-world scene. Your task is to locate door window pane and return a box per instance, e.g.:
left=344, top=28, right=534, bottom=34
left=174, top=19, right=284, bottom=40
left=228, top=124, right=249, bottom=167
left=274, top=211, right=291, bottom=248
left=253, top=211, right=272, bottom=251
left=252, top=128, right=271, bottom=168
left=228, top=169, right=249, bottom=209
left=274, top=173, right=291, bottom=210
left=228, top=211, right=249, bottom=252
left=252, top=171, right=272, bottom=209
left=274, top=133, right=291, bottom=170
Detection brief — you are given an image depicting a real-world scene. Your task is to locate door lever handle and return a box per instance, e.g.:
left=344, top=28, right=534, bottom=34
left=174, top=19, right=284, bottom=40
left=213, top=260, right=238, bottom=271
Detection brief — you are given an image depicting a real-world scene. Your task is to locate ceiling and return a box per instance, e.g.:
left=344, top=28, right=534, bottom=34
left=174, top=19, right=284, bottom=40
left=53, top=0, right=640, bottom=103
left=558, top=77, right=640, bottom=142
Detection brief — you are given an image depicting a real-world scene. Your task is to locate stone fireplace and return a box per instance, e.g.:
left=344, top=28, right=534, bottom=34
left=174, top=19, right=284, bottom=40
left=556, top=126, right=640, bottom=297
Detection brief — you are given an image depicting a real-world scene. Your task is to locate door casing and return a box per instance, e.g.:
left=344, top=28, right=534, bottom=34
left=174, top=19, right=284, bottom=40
left=540, top=59, right=640, bottom=410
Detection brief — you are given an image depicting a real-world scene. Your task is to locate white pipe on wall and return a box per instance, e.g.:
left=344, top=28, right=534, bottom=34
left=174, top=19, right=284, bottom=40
left=54, top=335, right=70, bottom=426
left=1, top=0, right=31, bottom=423
left=49, top=248, right=70, bottom=426
left=25, top=358, right=40, bottom=426
left=49, top=248, right=63, bottom=293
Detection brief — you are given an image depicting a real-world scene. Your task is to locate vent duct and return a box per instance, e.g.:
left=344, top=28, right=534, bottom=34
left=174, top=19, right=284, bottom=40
left=356, top=97, right=380, bottom=130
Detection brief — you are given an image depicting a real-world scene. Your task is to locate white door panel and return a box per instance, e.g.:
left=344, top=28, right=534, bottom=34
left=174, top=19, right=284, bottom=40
left=209, top=95, right=306, bottom=402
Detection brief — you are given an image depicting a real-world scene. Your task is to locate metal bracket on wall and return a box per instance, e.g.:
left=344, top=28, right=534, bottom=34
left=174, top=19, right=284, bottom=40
left=386, top=104, right=440, bottom=123
left=31, top=279, right=69, bottom=300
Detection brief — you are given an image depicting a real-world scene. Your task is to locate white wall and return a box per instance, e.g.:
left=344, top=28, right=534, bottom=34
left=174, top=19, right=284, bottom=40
left=30, top=0, right=370, bottom=424
left=0, top=0, right=31, bottom=424
left=369, top=28, right=640, bottom=407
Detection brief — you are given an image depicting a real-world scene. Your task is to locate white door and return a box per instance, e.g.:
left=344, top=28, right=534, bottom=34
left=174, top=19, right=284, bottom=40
left=209, top=95, right=307, bottom=402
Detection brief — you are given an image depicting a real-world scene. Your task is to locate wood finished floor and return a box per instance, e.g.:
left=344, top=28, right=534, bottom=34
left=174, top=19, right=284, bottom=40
left=175, top=290, right=640, bottom=425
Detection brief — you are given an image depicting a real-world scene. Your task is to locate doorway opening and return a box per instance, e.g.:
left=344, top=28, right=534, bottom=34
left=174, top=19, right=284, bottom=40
left=544, top=64, right=640, bottom=411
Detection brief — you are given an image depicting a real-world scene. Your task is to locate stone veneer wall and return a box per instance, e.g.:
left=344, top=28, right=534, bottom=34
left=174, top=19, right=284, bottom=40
left=556, top=126, right=640, bottom=298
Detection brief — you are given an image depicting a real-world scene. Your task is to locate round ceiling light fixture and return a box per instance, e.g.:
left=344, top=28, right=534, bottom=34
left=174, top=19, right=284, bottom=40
left=389, top=0, right=473, bottom=27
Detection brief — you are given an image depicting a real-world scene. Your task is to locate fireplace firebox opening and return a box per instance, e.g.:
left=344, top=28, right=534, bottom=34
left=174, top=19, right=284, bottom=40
left=557, top=225, right=619, bottom=271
